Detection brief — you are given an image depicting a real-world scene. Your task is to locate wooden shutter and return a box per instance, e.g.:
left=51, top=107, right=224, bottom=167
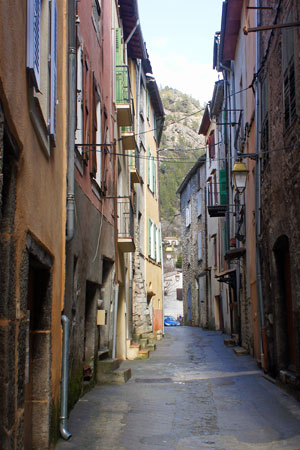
left=219, top=169, right=227, bottom=205
left=50, top=0, right=57, bottom=144
left=198, top=231, right=202, bottom=260
left=27, top=0, right=41, bottom=90
left=197, top=191, right=201, bottom=216
left=208, top=131, right=215, bottom=159
left=147, top=148, right=151, bottom=186
left=148, top=218, right=152, bottom=256
left=153, top=160, right=156, bottom=196
left=82, top=50, right=89, bottom=162
left=154, top=224, right=157, bottom=260
left=90, top=72, right=97, bottom=176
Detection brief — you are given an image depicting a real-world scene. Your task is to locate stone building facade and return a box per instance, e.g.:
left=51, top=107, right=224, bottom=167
left=258, top=0, right=300, bottom=378
left=177, top=156, right=207, bottom=327
left=0, top=0, right=68, bottom=447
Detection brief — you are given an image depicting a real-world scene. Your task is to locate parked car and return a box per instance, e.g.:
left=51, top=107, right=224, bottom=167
left=164, top=315, right=181, bottom=326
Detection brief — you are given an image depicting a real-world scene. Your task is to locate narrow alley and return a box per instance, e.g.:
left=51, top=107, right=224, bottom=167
left=56, top=327, right=300, bottom=450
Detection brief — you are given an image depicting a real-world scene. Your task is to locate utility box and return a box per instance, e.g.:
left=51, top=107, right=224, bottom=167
left=97, top=310, right=107, bottom=326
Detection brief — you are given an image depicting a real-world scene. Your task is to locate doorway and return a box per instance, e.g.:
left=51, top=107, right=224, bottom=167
left=24, top=255, right=52, bottom=449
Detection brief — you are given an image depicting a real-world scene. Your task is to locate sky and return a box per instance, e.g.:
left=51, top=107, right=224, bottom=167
left=138, top=0, right=224, bottom=105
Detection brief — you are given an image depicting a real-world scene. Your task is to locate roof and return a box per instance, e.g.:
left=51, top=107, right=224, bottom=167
left=220, top=0, right=243, bottom=65
left=198, top=104, right=211, bottom=136
left=118, top=0, right=147, bottom=60
left=176, top=155, right=206, bottom=195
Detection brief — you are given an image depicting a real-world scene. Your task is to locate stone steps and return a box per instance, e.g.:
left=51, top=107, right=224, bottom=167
left=96, top=358, right=131, bottom=385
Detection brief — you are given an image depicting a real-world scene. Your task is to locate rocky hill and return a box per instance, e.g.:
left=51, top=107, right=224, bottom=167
left=158, top=87, right=205, bottom=239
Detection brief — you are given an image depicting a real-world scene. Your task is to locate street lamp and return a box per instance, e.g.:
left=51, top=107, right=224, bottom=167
left=232, top=160, right=249, bottom=193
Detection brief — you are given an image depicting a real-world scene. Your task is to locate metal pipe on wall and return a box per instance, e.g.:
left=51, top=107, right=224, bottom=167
left=60, top=315, right=72, bottom=440
left=254, top=0, right=267, bottom=371
left=66, top=0, right=76, bottom=242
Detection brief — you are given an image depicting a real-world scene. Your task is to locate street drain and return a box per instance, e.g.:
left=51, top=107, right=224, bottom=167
left=134, top=378, right=173, bottom=383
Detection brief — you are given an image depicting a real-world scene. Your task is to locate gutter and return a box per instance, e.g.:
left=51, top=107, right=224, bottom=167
left=254, top=0, right=267, bottom=371
left=66, top=0, right=76, bottom=241
left=60, top=315, right=72, bottom=440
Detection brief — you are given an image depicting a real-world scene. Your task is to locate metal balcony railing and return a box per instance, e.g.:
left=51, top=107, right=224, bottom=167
left=207, top=184, right=227, bottom=217
left=116, top=65, right=131, bottom=104
left=117, top=199, right=134, bottom=239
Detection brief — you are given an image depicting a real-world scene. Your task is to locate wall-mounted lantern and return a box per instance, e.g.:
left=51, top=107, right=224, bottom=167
left=232, top=160, right=249, bottom=194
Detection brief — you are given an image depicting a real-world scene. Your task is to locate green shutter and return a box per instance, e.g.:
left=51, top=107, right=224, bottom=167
left=115, top=28, right=123, bottom=65
left=154, top=224, right=157, bottom=260
left=219, top=169, right=227, bottom=205
left=147, top=147, right=150, bottom=185
left=148, top=218, right=152, bottom=256
left=153, top=160, right=156, bottom=195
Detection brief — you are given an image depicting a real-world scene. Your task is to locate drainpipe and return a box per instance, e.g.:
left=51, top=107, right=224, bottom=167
left=254, top=0, right=267, bottom=371
left=60, top=315, right=72, bottom=440
left=112, top=283, right=119, bottom=359
left=66, top=0, right=76, bottom=242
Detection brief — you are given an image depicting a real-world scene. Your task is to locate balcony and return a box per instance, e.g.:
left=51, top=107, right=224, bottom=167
left=121, top=126, right=135, bottom=151
left=207, top=186, right=227, bottom=217
left=116, top=65, right=132, bottom=127
left=130, top=149, right=141, bottom=186
left=117, top=199, right=135, bottom=252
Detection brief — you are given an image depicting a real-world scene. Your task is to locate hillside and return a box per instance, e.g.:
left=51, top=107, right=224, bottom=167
left=158, top=87, right=205, bottom=238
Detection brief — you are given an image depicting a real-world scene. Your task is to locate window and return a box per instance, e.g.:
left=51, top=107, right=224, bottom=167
left=76, top=46, right=83, bottom=154
left=208, top=131, right=215, bottom=160
left=197, top=191, right=202, bottom=217
left=92, top=0, right=102, bottom=46
left=95, top=101, right=102, bottom=187
left=27, top=0, right=41, bottom=90
left=148, top=219, right=157, bottom=260
left=197, top=169, right=201, bottom=190
left=198, top=231, right=202, bottom=261
left=185, top=202, right=191, bottom=227
left=212, top=235, right=217, bottom=267
left=156, top=227, right=162, bottom=263
left=147, top=148, right=156, bottom=195
left=282, top=12, right=296, bottom=130
left=26, top=0, right=57, bottom=148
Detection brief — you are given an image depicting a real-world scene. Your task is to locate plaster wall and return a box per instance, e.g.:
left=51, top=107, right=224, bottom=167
left=0, top=0, right=67, bottom=446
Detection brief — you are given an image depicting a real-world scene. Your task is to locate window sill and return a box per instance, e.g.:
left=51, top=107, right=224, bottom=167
left=28, top=88, right=50, bottom=157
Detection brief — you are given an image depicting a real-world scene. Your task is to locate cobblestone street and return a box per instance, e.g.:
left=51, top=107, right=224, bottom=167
left=56, top=327, right=300, bottom=450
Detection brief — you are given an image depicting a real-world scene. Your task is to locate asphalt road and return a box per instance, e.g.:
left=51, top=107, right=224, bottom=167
left=56, top=327, right=300, bottom=450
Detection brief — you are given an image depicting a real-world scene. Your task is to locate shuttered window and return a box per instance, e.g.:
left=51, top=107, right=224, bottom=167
left=219, top=169, right=227, bottom=205
left=198, top=231, right=202, bottom=261
left=186, top=202, right=191, bottom=227
left=27, top=0, right=41, bottom=90
left=208, top=131, right=215, bottom=159
left=197, top=191, right=202, bottom=216
left=157, top=227, right=162, bottom=263
left=76, top=46, right=83, bottom=153
left=49, top=0, right=57, bottom=144
left=148, top=218, right=152, bottom=257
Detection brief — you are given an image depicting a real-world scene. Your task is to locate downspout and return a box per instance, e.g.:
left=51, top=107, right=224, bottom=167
left=66, top=0, right=76, bottom=241
left=255, top=0, right=267, bottom=370
left=60, top=315, right=72, bottom=440
left=112, top=283, right=119, bottom=359
left=113, top=141, right=119, bottom=360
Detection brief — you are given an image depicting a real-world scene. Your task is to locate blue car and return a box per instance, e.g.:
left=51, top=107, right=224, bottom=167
left=164, top=315, right=181, bottom=326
